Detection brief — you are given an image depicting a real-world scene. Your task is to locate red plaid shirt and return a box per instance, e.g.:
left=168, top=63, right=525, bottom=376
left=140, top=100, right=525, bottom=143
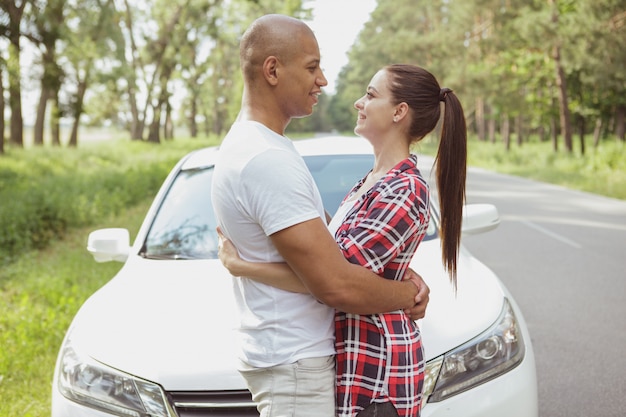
left=334, top=155, right=430, bottom=417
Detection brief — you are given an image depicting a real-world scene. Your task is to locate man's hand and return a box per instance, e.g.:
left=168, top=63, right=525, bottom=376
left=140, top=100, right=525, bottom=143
left=403, top=268, right=430, bottom=321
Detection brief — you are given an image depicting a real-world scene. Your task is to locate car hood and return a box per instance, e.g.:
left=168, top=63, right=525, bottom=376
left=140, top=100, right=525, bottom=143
left=69, top=241, right=503, bottom=391
left=69, top=257, right=246, bottom=391
left=413, top=240, right=505, bottom=358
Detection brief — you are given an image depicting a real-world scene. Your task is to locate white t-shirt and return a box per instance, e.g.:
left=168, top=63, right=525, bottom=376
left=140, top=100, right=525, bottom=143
left=328, top=199, right=358, bottom=239
left=211, top=121, right=335, bottom=367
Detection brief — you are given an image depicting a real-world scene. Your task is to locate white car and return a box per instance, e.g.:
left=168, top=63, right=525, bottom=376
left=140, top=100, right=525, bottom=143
left=52, top=136, right=538, bottom=417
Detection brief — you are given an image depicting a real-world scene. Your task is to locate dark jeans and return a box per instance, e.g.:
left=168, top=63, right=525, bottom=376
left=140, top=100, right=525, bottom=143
left=356, top=402, right=400, bottom=417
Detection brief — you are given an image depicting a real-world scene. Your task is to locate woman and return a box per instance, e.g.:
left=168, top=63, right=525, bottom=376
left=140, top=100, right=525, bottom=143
left=218, top=64, right=467, bottom=417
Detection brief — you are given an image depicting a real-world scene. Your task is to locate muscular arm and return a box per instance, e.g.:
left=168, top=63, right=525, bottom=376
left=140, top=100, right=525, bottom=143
left=270, top=217, right=419, bottom=315
left=218, top=226, right=429, bottom=317
left=218, top=229, right=308, bottom=293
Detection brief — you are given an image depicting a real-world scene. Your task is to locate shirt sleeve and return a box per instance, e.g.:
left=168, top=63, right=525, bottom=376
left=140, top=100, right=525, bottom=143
left=242, top=148, right=323, bottom=236
left=336, top=175, right=429, bottom=275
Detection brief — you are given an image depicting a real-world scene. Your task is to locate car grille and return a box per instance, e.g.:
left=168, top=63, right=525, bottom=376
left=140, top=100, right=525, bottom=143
left=170, top=390, right=259, bottom=416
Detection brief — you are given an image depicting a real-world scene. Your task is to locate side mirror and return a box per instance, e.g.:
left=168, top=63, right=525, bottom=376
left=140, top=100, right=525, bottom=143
left=87, top=228, right=130, bottom=263
left=462, top=204, right=500, bottom=235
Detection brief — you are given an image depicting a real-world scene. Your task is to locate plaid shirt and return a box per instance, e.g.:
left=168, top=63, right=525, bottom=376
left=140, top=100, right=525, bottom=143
left=334, top=155, right=430, bottom=417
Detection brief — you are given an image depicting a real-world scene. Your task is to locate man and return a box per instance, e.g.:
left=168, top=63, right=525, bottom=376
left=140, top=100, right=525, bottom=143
left=211, top=14, right=429, bottom=417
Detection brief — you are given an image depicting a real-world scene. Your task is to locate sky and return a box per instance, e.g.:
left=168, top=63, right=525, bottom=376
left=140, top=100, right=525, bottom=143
left=305, top=0, right=377, bottom=94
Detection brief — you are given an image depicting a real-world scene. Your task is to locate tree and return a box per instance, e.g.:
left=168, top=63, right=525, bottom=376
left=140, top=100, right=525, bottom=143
left=60, top=0, right=121, bottom=147
left=0, top=57, right=5, bottom=154
left=567, top=1, right=626, bottom=143
left=28, top=0, right=66, bottom=146
left=0, top=0, right=28, bottom=147
left=119, top=0, right=194, bottom=143
left=333, top=0, right=625, bottom=151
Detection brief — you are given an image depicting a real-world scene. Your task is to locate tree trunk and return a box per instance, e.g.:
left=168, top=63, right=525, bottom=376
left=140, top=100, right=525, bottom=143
left=203, top=111, right=211, bottom=137
left=593, top=118, right=602, bottom=148
left=5, top=1, right=25, bottom=148
left=501, top=114, right=511, bottom=151
left=548, top=0, right=573, bottom=153
left=0, top=66, right=4, bottom=154
left=551, top=115, right=558, bottom=152
left=616, top=104, right=625, bottom=141
left=515, top=115, right=523, bottom=146
left=578, top=116, right=585, bottom=156
left=553, top=44, right=573, bottom=152
left=189, top=97, right=198, bottom=138
left=50, top=91, right=61, bottom=146
left=476, top=97, right=485, bottom=141
left=127, top=86, right=143, bottom=140
left=8, top=42, right=23, bottom=147
left=164, top=100, right=173, bottom=140
left=34, top=87, right=51, bottom=146
left=123, top=0, right=145, bottom=140
left=68, top=79, right=88, bottom=147
left=488, top=117, right=496, bottom=143
left=147, top=106, right=161, bottom=143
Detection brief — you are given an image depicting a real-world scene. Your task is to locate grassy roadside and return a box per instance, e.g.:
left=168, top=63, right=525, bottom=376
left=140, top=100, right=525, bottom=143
left=417, top=136, right=626, bottom=201
left=0, top=200, right=151, bottom=417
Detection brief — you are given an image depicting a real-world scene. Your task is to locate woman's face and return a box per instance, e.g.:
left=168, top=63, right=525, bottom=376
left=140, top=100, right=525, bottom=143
left=353, top=69, right=397, bottom=139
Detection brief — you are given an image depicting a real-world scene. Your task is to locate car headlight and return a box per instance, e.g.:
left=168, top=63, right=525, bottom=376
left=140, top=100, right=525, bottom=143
left=57, top=341, right=177, bottom=417
left=423, top=298, right=525, bottom=403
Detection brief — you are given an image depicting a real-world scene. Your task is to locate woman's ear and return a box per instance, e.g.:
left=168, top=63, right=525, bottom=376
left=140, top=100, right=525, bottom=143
left=394, top=102, right=410, bottom=122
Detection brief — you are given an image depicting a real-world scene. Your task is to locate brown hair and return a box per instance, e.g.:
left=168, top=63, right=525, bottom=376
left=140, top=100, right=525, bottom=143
left=385, top=64, right=467, bottom=289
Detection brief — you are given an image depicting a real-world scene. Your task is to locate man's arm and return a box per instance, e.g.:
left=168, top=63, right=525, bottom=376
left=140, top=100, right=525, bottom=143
left=218, top=228, right=308, bottom=293
left=271, top=217, right=419, bottom=314
left=218, top=227, right=429, bottom=318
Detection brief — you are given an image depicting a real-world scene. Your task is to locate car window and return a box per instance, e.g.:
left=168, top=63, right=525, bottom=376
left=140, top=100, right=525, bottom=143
left=141, top=154, right=435, bottom=260
left=304, top=154, right=437, bottom=242
left=142, top=168, right=219, bottom=259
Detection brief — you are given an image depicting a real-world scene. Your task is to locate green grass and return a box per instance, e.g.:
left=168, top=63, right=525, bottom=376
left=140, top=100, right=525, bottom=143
left=0, top=137, right=218, bottom=263
left=0, top=201, right=151, bottom=417
left=416, top=135, right=626, bottom=200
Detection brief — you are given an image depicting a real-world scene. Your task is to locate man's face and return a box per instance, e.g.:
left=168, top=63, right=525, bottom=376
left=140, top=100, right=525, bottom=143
left=277, top=33, right=328, bottom=119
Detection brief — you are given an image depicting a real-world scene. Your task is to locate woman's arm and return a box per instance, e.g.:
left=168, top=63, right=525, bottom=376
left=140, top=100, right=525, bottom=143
left=217, top=228, right=309, bottom=294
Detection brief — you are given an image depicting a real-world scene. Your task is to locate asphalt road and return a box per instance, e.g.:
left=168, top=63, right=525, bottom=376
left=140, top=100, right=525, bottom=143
left=459, top=166, right=626, bottom=417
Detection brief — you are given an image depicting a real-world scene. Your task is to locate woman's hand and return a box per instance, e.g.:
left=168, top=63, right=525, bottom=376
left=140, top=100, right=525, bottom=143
left=217, top=227, right=245, bottom=276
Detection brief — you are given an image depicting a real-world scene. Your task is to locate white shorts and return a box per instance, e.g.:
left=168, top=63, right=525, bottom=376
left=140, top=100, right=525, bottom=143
left=239, top=355, right=336, bottom=417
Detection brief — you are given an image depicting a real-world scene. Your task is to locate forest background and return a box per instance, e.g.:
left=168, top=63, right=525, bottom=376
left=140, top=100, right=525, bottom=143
left=0, top=0, right=625, bottom=414
left=1, top=0, right=625, bottom=150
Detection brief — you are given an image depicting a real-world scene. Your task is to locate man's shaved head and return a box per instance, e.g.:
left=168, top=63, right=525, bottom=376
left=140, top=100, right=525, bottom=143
left=240, top=14, right=316, bottom=83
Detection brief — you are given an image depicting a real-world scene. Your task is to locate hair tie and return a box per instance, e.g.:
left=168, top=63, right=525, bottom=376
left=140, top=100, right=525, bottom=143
left=440, top=87, right=452, bottom=102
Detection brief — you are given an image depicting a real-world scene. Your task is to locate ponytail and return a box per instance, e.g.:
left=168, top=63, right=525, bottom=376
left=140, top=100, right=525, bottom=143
left=435, top=90, right=467, bottom=290
left=384, top=64, right=467, bottom=290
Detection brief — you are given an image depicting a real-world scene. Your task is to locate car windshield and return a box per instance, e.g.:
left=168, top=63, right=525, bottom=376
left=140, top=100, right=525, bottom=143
left=141, top=154, right=436, bottom=260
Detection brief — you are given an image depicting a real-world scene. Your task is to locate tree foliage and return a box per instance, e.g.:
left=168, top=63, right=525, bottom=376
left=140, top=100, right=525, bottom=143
left=331, top=0, right=626, bottom=152
left=0, top=0, right=309, bottom=148
left=1, top=0, right=624, bottom=151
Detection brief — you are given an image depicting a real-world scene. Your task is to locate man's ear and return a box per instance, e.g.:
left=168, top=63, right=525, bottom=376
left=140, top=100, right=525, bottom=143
left=263, top=56, right=280, bottom=86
